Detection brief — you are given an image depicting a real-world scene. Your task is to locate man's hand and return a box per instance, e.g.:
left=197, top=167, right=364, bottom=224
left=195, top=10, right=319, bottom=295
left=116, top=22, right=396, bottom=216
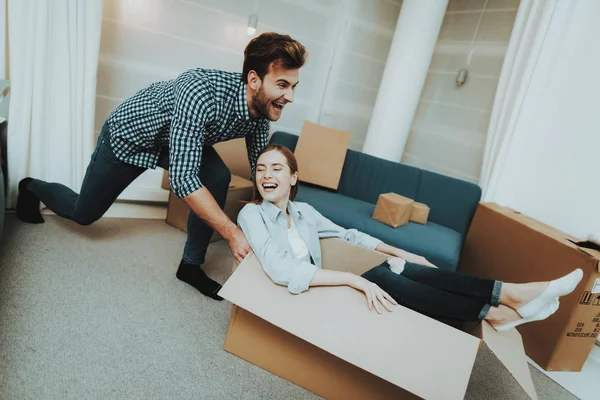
left=227, top=227, right=252, bottom=264
left=398, top=252, right=438, bottom=269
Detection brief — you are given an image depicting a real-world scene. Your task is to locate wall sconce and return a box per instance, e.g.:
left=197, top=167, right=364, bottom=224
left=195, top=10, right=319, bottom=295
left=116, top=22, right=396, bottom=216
left=247, top=14, right=258, bottom=35
left=456, top=68, right=468, bottom=87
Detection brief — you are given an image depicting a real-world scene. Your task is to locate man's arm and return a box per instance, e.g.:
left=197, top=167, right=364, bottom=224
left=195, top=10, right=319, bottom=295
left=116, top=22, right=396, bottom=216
left=168, top=72, right=250, bottom=262
left=183, top=188, right=249, bottom=263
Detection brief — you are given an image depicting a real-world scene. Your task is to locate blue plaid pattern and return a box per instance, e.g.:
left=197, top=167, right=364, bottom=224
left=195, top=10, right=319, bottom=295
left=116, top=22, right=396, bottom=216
left=106, top=69, right=270, bottom=199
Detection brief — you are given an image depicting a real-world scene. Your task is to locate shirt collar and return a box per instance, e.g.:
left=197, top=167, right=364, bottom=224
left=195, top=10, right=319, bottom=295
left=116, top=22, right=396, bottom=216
left=235, top=81, right=252, bottom=121
left=260, top=200, right=302, bottom=223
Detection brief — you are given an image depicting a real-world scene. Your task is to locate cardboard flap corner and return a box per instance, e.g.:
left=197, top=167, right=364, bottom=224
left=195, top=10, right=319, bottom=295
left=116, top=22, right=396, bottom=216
left=219, top=240, right=483, bottom=400
left=478, top=322, right=538, bottom=399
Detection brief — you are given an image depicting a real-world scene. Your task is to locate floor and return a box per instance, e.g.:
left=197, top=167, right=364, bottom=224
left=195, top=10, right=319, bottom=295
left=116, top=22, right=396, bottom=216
left=0, top=204, right=600, bottom=400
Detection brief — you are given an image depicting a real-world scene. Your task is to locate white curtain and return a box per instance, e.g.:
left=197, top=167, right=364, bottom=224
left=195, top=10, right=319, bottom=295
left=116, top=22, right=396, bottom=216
left=479, top=0, right=600, bottom=239
left=6, top=0, right=103, bottom=207
left=1, top=0, right=6, bottom=80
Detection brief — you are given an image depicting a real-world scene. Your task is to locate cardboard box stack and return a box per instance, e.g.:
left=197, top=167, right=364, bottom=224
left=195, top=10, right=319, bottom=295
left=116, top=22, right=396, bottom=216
left=372, top=193, right=430, bottom=228
left=219, top=238, right=538, bottom=400
left=459, top=203, right=600, bottom=371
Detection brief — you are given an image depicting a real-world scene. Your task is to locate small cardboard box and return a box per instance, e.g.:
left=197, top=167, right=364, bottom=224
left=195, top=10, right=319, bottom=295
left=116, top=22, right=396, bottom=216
left=458, top=203, right=600, bottom=371
left=372, top=193, right=414, bottom=228
left=294, top=120, right=350, bottom=190
left=219, top=238, right=537, bottom=400
left=165, top=175, right=254, bottom=242
left=410, top=202, right=430, bottom=224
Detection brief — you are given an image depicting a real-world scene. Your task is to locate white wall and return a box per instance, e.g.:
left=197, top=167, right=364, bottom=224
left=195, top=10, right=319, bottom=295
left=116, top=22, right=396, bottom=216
left=401, top=0, right=519, bottom=183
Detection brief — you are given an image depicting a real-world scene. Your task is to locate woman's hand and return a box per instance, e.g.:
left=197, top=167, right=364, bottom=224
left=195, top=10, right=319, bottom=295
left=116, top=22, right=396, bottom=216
left=397, top=252, right=438, bottom=269
left=349, top=276, right=398, bottom=314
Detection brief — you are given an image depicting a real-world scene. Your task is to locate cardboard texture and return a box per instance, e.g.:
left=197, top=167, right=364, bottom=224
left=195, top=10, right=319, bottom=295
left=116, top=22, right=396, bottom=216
left=293, top=120, right=350, bottom=190
left=165, top=175, right=254, bottom=242
left=410, top=202, right=430, bottom=224
left=458, top=203, right=600, bottom=371
left=161, top=170, right=170, bottom=190
left=372, top=193, right=414, bottom=228
left=214, top=138, right=252, bottom=180
left=220, top=238, right=537, bottom=400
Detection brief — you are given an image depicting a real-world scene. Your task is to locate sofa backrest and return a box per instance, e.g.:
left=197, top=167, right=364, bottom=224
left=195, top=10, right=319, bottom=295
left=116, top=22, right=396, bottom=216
left=337, top=149, right=421, bottom=204
left=416, top=170, right=481, bottom=238
left=269, top=131, right=481, bottom=237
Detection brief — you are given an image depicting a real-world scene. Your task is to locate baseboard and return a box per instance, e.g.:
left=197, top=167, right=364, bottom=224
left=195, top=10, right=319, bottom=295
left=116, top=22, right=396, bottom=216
left=40, top=202, right=167, bottom=220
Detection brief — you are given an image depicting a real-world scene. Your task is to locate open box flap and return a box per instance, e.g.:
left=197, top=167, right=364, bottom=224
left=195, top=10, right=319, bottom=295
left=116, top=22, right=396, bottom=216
left=219, top=252, right=482, bottom=400
left=465, top=322, right=538, bottom=399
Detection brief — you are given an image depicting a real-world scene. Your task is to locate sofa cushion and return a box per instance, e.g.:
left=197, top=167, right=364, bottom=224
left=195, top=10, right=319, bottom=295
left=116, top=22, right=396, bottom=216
left=297, top=184, right=462, bottom=271
left=337, top=150, right=421, bottom=205
left=416, top=170, right=481, bottom=238
left=363, top=217, right=462, bottom=271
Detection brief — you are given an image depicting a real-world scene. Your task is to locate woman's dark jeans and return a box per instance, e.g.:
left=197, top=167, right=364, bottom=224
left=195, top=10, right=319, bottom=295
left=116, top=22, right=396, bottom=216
left=361, top=261, right=502, bottom=322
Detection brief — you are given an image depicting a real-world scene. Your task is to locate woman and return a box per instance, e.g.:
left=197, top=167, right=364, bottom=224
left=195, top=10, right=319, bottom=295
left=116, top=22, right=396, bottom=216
left=237, top=145, right=583, bottom=331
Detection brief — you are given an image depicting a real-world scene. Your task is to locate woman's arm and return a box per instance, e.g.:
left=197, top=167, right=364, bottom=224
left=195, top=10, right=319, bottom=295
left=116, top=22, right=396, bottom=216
left=310, top=205, right=437, bottom=268
left=375, top=243, right=438, bottom=268
left=309, top=269, right=398, bottom=313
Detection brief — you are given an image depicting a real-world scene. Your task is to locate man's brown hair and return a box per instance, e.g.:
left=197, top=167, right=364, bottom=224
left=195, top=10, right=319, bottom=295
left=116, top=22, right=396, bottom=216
left=242, top=32, right=307, bottom=83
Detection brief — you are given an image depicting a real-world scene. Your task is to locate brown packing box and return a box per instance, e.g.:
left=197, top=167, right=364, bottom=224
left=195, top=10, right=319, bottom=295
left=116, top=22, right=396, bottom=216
left=219, top=238, right=538, bottom=400
left=458, top=202, right=600, bottom=371
left=161, top=138, right=252, bottom=192
left=165, top=175, right=254, bottom=241
left=161, top=169, right=170, bottom=190
left=373, top=193, right=414, bottom=228
left=293, top=120, right=350, bottom=190
left=410, top=201, right=430, bottom=224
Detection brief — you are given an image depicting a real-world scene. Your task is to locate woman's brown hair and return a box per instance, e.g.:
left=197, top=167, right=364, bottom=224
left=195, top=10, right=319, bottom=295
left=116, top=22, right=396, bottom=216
left=250, top=144, right=299, bottom=204
left=242, top=32, right=307, bottom=84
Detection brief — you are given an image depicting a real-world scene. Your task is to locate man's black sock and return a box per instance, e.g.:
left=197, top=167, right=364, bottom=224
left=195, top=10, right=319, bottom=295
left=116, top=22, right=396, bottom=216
left=176, top=260, right=223, bottom=301
left=16, top=178, right=44, bottom=224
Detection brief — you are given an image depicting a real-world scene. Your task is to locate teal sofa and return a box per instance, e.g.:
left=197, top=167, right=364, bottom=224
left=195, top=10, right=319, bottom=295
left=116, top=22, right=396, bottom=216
left=269, top=131, right=481, bottom=271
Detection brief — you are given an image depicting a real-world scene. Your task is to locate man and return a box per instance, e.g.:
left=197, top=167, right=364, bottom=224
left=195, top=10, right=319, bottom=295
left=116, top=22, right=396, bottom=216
left=16, top=32, right=307, bottom=300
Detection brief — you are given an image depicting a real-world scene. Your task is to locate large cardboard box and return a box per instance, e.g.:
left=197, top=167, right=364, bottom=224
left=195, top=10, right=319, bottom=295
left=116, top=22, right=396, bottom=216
left=458, top=203, right=600, bottom=371
left=372, top=193, right=414, bottom=228
left=165, top=175, right=254, bottom=241
left=293, top=120, right=350, bottom=190
left=219, top=238, right=538, bottom=400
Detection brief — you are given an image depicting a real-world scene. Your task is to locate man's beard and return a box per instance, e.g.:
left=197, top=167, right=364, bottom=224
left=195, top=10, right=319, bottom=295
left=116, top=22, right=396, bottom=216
left=252, top=85, right=273, bottom=120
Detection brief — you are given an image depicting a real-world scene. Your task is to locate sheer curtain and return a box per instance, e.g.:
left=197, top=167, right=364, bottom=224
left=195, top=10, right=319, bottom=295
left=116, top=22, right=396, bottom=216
left=6, top=0, right=102, bottom=207
left=480, top=0, right=600, bottom=239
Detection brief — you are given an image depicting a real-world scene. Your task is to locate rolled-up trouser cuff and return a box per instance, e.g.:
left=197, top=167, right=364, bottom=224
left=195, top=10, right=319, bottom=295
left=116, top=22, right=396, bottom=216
left=491, top=280, right=503, bottom=307
left=478, top=303, right=491, bottom=321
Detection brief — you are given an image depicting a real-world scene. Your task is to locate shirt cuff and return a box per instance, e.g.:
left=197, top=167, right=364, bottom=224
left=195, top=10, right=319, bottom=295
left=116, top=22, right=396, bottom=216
left=287, top=263, right=319, bottom=294
left=361, top=235, right=382, bottom=251
left=172, top=176, right=204, bottom=199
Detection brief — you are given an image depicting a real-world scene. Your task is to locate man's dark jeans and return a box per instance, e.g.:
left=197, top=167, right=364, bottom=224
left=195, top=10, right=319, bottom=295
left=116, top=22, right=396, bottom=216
left=28, top=122, right=231, bottom=265
left=362, top=261, right=502, bottom=322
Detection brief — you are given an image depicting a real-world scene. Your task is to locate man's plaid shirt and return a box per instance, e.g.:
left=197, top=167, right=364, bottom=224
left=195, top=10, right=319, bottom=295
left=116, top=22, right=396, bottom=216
left=106, top=68, right=270, bottom=199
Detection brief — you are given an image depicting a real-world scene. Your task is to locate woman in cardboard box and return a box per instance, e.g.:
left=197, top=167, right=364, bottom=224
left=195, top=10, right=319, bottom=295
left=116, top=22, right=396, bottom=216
left=237, top=145, right=584, bottom=332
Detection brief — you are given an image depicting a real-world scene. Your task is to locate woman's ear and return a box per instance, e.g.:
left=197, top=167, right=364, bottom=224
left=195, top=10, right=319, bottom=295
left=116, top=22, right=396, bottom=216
left=291, top=172, right=298, bottom=186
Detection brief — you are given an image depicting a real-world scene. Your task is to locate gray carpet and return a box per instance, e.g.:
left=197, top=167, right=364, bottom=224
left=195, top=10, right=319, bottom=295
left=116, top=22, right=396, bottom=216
left=0, top=214, right=578, bottom=400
